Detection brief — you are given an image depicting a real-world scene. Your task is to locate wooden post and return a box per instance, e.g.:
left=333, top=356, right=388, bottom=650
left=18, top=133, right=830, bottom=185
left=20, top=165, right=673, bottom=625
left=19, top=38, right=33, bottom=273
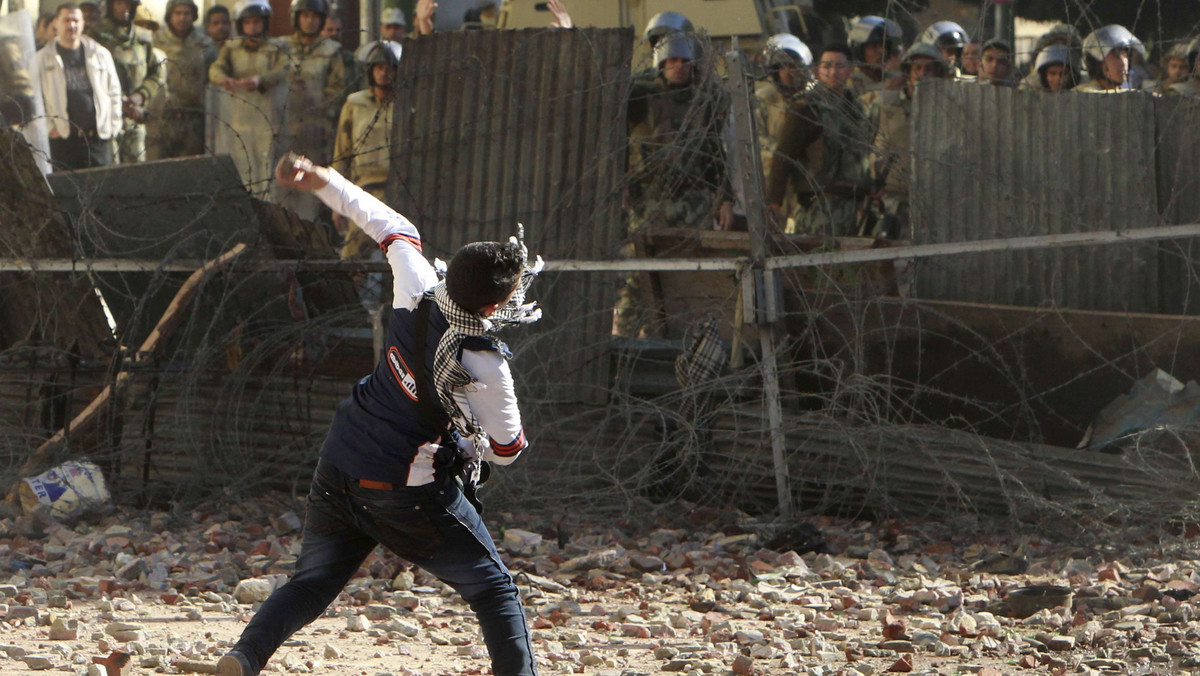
left=725, top=42, right=793, bottom=518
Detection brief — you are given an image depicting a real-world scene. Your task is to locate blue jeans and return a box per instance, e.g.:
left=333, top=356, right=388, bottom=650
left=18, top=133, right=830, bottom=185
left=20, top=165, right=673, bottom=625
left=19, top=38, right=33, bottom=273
left=231, top=459, right=537, bottom=676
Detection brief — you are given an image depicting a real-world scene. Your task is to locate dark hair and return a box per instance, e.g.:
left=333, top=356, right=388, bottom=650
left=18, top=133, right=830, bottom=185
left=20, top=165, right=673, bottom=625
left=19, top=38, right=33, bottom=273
left=819, top=43, right=852, bottom=61
left=445, top=241, right=525, bottom=313
left=206, top=5, right=230, bottom=20
left=56, top=3, right=81, bottom=16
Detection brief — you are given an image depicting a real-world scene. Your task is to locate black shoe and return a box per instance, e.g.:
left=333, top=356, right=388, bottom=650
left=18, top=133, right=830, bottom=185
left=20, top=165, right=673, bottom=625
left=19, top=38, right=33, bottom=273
left=216, top=650, right=253, bottom=676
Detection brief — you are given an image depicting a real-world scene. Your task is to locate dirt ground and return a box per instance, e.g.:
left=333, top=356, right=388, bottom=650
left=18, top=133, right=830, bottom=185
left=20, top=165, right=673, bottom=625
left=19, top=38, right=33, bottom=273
left=1, top=492, right=1198, bottom=676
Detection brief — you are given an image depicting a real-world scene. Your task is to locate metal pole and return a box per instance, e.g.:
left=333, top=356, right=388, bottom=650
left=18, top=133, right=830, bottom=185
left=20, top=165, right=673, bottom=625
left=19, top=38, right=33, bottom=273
left=725, top=41, right=793, bottom=518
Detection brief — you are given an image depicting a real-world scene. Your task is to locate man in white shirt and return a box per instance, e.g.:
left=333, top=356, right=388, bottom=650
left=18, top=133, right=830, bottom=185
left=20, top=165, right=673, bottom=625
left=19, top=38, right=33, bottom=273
left=34, top=2, right=121, bottom=170
left=217, top=154, right=540, bottom=676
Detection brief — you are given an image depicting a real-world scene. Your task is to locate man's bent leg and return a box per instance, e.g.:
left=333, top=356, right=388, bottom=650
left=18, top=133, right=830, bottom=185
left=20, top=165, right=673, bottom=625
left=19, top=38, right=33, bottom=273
left=406, top=486, right=537, bottom=676
left=229, top=466, right=378, bottom=673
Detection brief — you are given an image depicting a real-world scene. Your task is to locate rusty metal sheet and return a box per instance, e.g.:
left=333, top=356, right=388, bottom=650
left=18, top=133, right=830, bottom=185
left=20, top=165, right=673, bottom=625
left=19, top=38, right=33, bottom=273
left=911, top=80, right=1164, bottom=313
left=386, top=28, right=633, bottom=404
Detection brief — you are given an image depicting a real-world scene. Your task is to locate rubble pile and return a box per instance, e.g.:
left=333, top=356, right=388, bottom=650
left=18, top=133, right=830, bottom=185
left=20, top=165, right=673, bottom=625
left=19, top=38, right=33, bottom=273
left=1, top=497, right=1200, bottom=675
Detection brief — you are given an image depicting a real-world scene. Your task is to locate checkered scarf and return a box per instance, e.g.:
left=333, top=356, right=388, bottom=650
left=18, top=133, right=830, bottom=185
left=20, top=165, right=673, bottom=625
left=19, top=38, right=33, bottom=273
left=430, top=248, right=543, bottom=448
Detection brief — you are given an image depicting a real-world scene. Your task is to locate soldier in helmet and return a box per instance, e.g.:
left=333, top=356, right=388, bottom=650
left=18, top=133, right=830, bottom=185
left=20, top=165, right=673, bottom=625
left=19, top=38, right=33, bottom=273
left=847, top=15, right=903, bottom=105
left=95, top=0, right=166, bottom=163
left=765, top=43, right=872, bottom=237
left=1075, top=25, right=1137, bottom=93
left=209, top=0, right=289, bottom=193
left=0, top=20, right=36, bottom=127
left=1019, top=44, right=1077, bottom=93
left=1168, top=39, right=1200, bottom=97
left=616, top=31, right=733, bottom=335
left=919, top=20, right=968, bottom=77
left=871, top=42, right=950, bottom=238
left=1018, top=24, right=1082, bottom=91
left=148, top=0, right=213, bottom=159
left=977, top=38, right=1014, bottom=87
left=80, top=0, right=102, bottom=38
left=632, top=11, right=693, bottom=78
left=333, top=40, right=401, bottom=266
left=279, top=0, right=347, bottom=218
left=755, top=34, right=811, bottom=198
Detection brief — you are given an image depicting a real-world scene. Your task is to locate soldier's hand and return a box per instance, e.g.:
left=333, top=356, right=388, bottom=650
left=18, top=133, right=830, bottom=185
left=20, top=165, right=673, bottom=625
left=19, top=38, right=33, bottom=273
left=221, top=78, right=239, bottom=92
left=547, top=0, right=572, bottom=28
left=48, top=125, right=61, bottom=139
left=716, top=201, right=734, bottom=231
left=275, top=152, right=330, bottom=191
left=242, top=76, right=262, bottom=92
left=416, top=0, right=437, bottom=35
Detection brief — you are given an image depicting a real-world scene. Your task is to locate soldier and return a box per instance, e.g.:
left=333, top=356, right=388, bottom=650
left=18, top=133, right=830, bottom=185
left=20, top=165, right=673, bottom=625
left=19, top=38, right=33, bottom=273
left=1018, top=24, right=1083, bottom=91
left=1020, top=44, right=1077, bottom=93
left=1075, top=25, right=1137, bottom=93
left=148, top=0, right=212, bottom=159
left=34, top=3, right=122, bottom=170
left=80, top=0, right=102, bottom=38
left=755, top=34, right=811, bottom=201
left=919, top=20, right=968, bottom=77
left=977, top=38, right=1014, bottom=87
left=960, top=40, right=980, bottom=78
left=95, top=0, right=165, bottom=163
left=1170, top=39, right=1200, bottom=97
left=208, top=0, right=289, bottom=194
left=278, top=0, right=347, bottom=219
left=333, top=40, right=401, bottom=267
left=846, top=15, right=903, bottom=106
left=871, top=43, right=949, bottom=238
left=205, top=5, right=232, bottom=52
left=1, top=21, right=36, bottom=127
left=1151, top=43, right=1192, bottom=95
left=617, top=31, right=733, bottom=335
left=765, top=43, right=872, bottom=237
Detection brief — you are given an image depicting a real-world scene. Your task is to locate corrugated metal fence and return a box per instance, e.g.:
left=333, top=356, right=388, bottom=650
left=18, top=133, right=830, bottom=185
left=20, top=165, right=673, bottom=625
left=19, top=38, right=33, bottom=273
left=911, top=80, right=1200, bottom=314
left=387, top=28, right=633, bottom=404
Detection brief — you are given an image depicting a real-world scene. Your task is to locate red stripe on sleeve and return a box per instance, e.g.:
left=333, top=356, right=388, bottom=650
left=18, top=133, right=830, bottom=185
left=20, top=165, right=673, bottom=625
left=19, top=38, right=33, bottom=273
left=489, top=429, right=527, bottom=457
left=380, top=233, right=422, bottom=253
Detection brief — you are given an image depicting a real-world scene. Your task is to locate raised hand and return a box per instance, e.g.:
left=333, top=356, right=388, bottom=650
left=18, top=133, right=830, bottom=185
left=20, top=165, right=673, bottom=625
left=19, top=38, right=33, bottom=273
left=547, top=0, right=572, bottom=28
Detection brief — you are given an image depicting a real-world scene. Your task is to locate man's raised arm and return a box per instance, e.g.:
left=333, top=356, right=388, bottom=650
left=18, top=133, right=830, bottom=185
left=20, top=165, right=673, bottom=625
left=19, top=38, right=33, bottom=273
left=275, top=154, right=437, bottom=308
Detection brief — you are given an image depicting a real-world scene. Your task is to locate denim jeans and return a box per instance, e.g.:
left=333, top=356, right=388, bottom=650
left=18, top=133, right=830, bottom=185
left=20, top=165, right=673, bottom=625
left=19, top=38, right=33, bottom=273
left=231, top=459, right=537, bottom=676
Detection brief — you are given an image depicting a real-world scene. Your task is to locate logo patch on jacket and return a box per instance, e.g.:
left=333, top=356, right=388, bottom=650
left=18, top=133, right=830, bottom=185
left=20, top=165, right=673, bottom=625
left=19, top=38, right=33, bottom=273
left=387, top=347, right=419, bottom=401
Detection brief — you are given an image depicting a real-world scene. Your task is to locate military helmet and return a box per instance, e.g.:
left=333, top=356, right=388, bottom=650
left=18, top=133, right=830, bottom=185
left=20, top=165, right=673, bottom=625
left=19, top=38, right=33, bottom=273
left=163, top=0, right=198, bottom=25
left=981, top=38, right=1012, bottom=55
left=233, top=0, right=272, bottom=35
left=291, top=0, right=329, bottom=19
left=903, top=42, right=943, bottom=65
left=764, top=33, right=812, bottom=69
left=1083, top=25, right=1138, bottom=62
left=643, top=11, right=692, bottom=47
left=653, top=31, right=695, bottom=70
left=848, top=15, right=903, bottom=61
left=919, top=20, right=968, bottom=52
left=105, top=0, right=141, bottom=23
left=1035, top=44, right=1070, bottom=73
left=356, top=40, right=403, bottom=87
left=380, top=7, right=406, bottom=26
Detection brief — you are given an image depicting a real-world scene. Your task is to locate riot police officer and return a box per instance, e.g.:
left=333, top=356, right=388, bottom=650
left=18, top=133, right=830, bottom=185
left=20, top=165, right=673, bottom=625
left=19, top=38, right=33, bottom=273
left=847, top=15, right=903, bottom=102
left=919, top=20, right=968, bottom=76
left=208, top=0, right=289, bottom=193
left=755, top=34, right=811, bottom=195
left=1075, top=25, right=1138, bottom=93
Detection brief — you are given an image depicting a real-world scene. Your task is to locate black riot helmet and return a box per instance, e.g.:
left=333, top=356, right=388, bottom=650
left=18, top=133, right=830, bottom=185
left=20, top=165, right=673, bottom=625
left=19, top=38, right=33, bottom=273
left=847, top=15, right=903, bottom=63
left=643, top=11, right=693, bottom=48
left=233, top=0, right=271, bottom=37
left=356, top=40, right=403, bottom=88
left=291, top=0, right=329, bottom=30
left=106, top=0, right=140, bottom=25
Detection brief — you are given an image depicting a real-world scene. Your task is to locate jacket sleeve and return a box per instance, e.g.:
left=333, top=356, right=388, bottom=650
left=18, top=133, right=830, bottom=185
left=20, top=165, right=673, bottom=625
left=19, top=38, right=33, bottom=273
left=258, top=40, right=289, bottom=90
left=104, top=50, right=122, bottom=133
left=313, top=168, right=438, bottom=308
left=208, top=43, right=232, bottom=84
left=765, top=103, right=819, bottom=207
left=457, top=350, right=527, bottom=465
left=332, top=98, right=352, bottom=176
left=136, top=44, right=167, bottom=103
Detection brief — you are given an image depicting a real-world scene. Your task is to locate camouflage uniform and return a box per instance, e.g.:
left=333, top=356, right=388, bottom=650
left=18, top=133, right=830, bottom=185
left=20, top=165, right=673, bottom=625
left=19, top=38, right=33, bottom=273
left=97, top=18, right=166, bottom=162
left=208, top=36, right=288, bottom=192
left=870, top=87, right=913, bottom=237
left=277, top=33, right=346, bottom=219
left=765, top=81, right=871, bottom=237
left=755, top=78, right=804, bottom=222
left=0, top=31, right=35, bottom=127
left=626, top=74, right=733, bottom=232
left=333, top=88, right=393, bottom=259
left=1072, top=80, right=1130, bottom=93
left=149, top=24, right=213, bottom=158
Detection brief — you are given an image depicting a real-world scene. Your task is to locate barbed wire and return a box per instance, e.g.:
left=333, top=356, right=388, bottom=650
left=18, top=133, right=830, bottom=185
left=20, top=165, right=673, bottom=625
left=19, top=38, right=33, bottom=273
left=2, top=12, right=1200, bottom=540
